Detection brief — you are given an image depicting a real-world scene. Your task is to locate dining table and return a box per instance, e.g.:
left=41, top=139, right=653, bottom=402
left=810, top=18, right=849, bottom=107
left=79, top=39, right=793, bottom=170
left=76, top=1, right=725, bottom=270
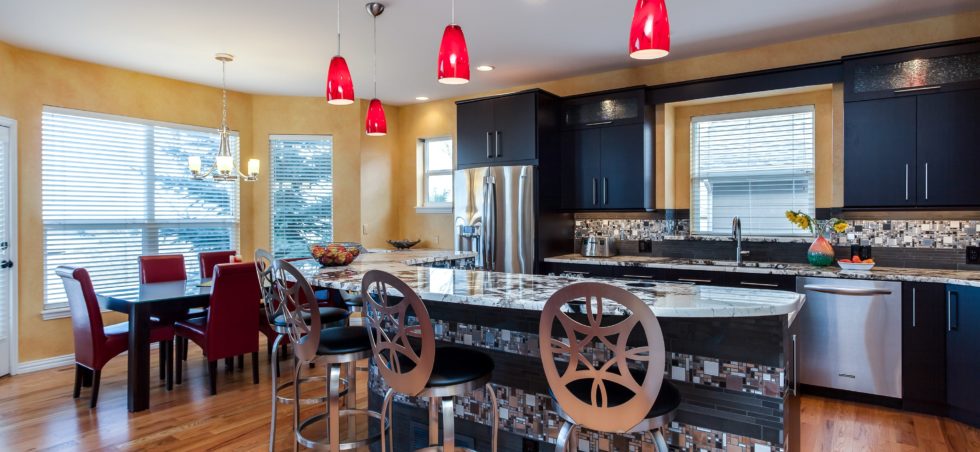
left=96, top=279, right=212, bottom=412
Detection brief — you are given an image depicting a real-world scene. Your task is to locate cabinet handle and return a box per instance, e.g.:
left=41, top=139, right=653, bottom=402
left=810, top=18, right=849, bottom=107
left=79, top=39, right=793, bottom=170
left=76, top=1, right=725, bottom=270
left=677, top=278, right=712, bottom=284
left=924, top=163, right=929, bottom=200
left=792, top=334, right=798, bottom=396
left=623, top=274, right=654, bottom=279
left=585, top=121, right=613, bottom=127
left=947, top=290, right=959, bottom=332
left=592, top=178, right=598, bottom=205
left=495, top=130, right=501, bottom=158
left=912, top=287, right=916, bottom=328
left=893, top=85, right=941, bottom=94
left=905, top=164, right=909, bottom=201
left=486, top=132, right=492, bottom=159
left=602, top=178, right=608, bottom=205
left=740, top=281, right=779, bottom=288
left=564, top=271, right=590, bottom=276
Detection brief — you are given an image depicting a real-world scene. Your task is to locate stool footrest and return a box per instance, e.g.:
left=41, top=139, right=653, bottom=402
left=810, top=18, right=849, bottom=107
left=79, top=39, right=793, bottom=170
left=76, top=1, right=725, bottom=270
left=295, top=408, right=389, bottom=450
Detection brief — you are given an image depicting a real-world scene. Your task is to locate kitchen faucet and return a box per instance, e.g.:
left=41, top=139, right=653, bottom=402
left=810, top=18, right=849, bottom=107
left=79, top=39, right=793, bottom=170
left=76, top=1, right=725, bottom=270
left=732, top=216, right=750, bottom=266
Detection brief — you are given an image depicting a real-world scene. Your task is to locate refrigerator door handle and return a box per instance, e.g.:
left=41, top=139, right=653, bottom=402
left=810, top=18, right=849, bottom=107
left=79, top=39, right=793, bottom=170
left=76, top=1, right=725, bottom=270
left=481, top=177, right=491, bottom=270
left=487, top=178, right=497, bottom=271
left=517, top=170, right=527, bottom=274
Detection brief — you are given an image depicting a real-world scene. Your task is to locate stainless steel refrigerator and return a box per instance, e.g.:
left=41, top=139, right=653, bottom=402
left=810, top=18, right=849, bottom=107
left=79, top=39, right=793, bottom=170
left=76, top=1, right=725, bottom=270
left=453, top=165, right=535, bottom=273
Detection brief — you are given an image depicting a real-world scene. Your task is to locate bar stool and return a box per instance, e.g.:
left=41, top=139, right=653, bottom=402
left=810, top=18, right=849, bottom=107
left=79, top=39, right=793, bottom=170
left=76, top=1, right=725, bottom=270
left=539, top=282, right=680, bottom=452
left=254, top=250, right=351, bottom=451
left=361, top=270, right=499, bottom=452
left=272, top=259, right=387, bottom=451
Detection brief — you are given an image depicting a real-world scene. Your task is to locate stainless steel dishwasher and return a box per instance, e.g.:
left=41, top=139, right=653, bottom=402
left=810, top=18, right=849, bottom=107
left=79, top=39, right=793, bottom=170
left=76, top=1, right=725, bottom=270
left=796, top=277, right=903, bottom=398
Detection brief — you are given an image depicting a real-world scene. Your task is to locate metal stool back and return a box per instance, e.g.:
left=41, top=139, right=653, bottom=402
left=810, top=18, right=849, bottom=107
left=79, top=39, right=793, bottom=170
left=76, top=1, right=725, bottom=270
left=361, top=269, right=435, bottom=397
left=539, top=282, right=668, bottom=450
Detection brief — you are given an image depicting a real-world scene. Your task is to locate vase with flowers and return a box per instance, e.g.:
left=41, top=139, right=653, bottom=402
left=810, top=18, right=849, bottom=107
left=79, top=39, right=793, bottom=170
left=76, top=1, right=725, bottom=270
left=785, top=211, right=848, bottom=267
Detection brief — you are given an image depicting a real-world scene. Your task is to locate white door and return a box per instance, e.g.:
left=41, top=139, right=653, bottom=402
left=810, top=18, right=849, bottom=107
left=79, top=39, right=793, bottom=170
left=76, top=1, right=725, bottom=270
left=0, top=120, right=15, bottom=377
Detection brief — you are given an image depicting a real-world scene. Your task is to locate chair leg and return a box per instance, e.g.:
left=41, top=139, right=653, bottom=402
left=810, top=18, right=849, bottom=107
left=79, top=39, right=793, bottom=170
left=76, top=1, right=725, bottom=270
left=428, top=397, right=440, bottom=446
left=251, top=352, right=259, bottom=384
left=556, top=421, right=576, bottom=452
left=165, top=340, right=174, bottom=391
left=652, top=428, right=669, bottom=452
left=89, top=370, right=102, bottom=409
left=182, top=337, right=189, bottom=360
left=208, top=360, right=218, bottom=395
left=292, top=360, right=303, bottom=452
left=269, top=334, right=284, bottom=452
left=238, top=354, right=245, bottom=370
left=441, top=397, right=455, bottom=451
left=486, top=384, right=499, bottom=452
left=328, top=364, right=342, bottom=452
left=224, top=356, right=234, bottom=371
left=175, top=337, right=184, bottom=384
left=72, top=364, right=83, bottom=398
left=81, top=366, right=93, bottom=387
left=159, top=342, right=166, bottom=380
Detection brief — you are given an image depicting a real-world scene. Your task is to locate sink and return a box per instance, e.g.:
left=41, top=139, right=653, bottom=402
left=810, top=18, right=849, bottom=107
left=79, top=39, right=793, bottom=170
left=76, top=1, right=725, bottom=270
left=625, top=281, right=657, bottom=288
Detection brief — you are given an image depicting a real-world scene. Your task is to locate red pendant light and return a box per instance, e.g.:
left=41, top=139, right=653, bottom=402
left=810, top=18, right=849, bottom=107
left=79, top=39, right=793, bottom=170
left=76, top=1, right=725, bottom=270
left=629, top=0, right=670, bottom=60
left=437, top=0, right=469, bottom=84
left=326, top=0, right=354, bottom=105
left=365, top=3, right=387, bottom=136
left=365, top=98, right=387, bottom=136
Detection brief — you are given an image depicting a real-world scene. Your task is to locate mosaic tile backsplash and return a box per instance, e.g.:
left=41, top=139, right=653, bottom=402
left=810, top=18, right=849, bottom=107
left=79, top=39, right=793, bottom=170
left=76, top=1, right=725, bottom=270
left=576, top=219, right=980, bottom=249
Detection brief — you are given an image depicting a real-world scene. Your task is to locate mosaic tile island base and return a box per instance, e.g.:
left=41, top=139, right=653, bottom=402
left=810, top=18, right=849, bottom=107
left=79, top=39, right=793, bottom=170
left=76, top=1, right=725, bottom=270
left=291, top=249, right=804, bottom=452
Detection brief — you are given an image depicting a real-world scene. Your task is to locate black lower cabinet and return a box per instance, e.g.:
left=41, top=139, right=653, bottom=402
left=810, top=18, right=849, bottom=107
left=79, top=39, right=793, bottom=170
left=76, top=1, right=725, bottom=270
left=945, top=285, right=980, bottom=427
left=902, top=283, right=946, bottom=415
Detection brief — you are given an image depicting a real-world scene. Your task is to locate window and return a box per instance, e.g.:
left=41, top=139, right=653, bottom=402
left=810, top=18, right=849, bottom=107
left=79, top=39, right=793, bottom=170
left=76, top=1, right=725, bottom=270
left=270, top=135, right=333, bottom=257
left=691, top=106, right=815, bottom=236
left=420, top=137, right=453, bottom=210
left=41, top=107, right=239, bottom=309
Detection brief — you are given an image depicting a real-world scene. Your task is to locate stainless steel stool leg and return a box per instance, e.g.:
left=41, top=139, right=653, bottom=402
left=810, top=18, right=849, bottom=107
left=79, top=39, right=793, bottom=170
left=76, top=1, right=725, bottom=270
left=486, top=383, right=498, bottom=452
left=653, top=428, right=669, bottom=452
left=428, top=397, right=440, bottom=447
left=328, top=364, right=342, bottom=452
left=556, top=421, right=575, bottom=452
left=441, top=397, right=455, bottom=451
left=269, top=333, right=284, bottom=452
left=292, top=360, right=303, bottom=452
left=381, top=388, right=395, bottom=452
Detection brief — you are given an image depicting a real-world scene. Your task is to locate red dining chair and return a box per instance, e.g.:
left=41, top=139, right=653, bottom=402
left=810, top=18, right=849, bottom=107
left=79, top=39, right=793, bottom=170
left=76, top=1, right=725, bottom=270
left=138, top=254, right=190, bottom=376
left=199, top=250, right=237, bottom=279
left=174, top=262, right=261, bottom=395
left=57, top=266, right=175, bottom=408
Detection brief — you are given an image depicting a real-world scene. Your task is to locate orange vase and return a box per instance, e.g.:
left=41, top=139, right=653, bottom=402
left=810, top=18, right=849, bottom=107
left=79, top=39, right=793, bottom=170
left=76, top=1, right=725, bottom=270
left=807, top=233, right=835, bottom=267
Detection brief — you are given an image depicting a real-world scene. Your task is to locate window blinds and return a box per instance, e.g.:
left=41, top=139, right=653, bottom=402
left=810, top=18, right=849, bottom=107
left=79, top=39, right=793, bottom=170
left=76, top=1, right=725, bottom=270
left=42, top=107, right=239, bottom=307
left=691, top=106, right=815, bottom=236
left=269, top=135, right=333, bottom=258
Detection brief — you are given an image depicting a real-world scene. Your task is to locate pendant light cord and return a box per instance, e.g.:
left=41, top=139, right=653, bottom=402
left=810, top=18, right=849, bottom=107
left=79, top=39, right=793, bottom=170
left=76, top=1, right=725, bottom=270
left=451, top=0, right=455, bottom=24
left=336, top=0, right=342, bottom=55
left=221, top=60, right=228, bottom=130
left=372, top=12, right=377, bottom=98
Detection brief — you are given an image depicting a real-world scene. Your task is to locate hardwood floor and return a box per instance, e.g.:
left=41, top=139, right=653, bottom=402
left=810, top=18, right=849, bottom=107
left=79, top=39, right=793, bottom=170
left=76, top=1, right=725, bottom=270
left=0, top=339, right=977, bottom=451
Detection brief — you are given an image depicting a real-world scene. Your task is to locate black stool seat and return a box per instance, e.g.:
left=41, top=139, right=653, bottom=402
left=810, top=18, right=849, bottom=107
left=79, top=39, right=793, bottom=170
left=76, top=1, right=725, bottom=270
left=428, top=346, right=494, bottom=388
left=560, top=370, right=681, bottom=420
left=317, top=326, right=372, bottom=355
left=273, top=306, right=349, bottom=327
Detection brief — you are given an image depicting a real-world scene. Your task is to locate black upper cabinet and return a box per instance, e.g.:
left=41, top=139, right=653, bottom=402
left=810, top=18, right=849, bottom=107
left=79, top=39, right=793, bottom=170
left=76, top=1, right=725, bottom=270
left=843, top=97, right=917, bottom=208
left=915, top=89, right=980, bottom=207
left=902, top=283, right=946, bottom=415
left=945, top=285, right=980, bottom=427
left=456, top=91, right=547, bottom=168
left=559, top=88, right=654, bottom=211
left=843, top=40, right=980, bottom=102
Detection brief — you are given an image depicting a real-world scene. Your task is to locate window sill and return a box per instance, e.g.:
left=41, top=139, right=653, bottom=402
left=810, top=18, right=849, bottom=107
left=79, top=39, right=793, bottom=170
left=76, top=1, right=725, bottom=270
left=41, top=305, right=71, bottom=320
left=415, top=205, right=452, bottom=214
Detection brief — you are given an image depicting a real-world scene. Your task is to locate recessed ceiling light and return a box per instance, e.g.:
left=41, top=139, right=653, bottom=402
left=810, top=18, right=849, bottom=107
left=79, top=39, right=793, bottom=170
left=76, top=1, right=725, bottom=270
left=476, top=65, right=495, bottom=72
left=415, top=96, right=430, bottom=101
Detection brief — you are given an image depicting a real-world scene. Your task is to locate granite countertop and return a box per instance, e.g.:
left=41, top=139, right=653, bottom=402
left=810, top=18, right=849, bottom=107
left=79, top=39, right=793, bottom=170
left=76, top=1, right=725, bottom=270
left=290, top=249, right=804, bottom=319
left=544, top=254, right=980, bottom=287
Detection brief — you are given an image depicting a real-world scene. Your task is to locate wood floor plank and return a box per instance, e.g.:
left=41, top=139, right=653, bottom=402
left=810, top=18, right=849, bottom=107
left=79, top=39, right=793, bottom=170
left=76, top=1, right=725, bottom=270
left=0, top=338, right=976, bottom=451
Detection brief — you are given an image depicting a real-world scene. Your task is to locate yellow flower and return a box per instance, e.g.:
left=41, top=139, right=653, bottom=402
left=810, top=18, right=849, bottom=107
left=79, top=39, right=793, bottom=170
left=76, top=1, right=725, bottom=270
left=833, top=222, right=848, bottom=233
left=785, top=211, right=795, bottom=221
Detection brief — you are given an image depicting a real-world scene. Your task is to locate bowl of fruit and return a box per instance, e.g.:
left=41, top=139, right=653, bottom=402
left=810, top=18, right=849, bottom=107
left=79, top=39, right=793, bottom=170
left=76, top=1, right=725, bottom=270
left=838, top=255, right=875, bottom=271
left=310, top=243, right=361, bottom=267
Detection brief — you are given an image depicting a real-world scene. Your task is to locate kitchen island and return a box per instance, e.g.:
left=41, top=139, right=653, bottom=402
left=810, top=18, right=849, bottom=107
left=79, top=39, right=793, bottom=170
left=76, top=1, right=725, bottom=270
left=293, top=250, right=805, bottom=452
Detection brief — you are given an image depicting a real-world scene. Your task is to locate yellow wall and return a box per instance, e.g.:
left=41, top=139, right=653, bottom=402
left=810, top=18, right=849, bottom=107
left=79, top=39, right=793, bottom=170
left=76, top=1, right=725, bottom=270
left=670, top=89, right=834, bottom=209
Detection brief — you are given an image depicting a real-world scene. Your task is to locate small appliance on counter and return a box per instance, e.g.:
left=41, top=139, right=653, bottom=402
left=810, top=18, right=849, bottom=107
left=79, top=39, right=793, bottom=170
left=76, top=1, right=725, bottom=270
left=581, top=235, right=617, bottom=257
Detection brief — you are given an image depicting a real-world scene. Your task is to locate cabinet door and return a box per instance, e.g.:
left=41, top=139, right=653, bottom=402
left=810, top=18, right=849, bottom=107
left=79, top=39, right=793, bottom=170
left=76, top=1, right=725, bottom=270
left=946, top=285, right=980, bottom=424
left=902, top=283, right=946, bottom=414
left=599, top=124, right=645, bottom=210
left=456, top=100, right=494, bottom=168
left=844, top=97, right=918, bottom=208
left=562, top=129, right=601, bottom=210
left=916, top=89, right=980, bottom=207
left=491, top=93, right=537, bottom=163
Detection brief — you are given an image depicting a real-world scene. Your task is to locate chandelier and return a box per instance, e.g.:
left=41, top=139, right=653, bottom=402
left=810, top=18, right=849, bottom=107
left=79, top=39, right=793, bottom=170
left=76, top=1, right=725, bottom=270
left=189, top=53, right=259, bottom=181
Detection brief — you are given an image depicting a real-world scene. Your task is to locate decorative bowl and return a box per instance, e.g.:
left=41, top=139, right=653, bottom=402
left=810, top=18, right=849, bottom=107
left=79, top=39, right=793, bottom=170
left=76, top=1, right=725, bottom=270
left=310, top=243, right=362, bottom=267
left=838, top=261, right=875, bottom=271
left=387, top=239, right=421, bottom=250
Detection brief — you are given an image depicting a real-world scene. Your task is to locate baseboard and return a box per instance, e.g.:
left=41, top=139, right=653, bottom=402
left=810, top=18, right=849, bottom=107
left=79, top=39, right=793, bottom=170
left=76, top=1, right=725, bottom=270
left=15, top=353, right=74, bottom=374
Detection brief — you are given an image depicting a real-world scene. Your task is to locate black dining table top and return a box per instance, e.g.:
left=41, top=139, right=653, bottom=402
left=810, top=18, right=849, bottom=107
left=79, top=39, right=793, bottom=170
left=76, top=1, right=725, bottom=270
left=96, top=279, right=212, bottom=306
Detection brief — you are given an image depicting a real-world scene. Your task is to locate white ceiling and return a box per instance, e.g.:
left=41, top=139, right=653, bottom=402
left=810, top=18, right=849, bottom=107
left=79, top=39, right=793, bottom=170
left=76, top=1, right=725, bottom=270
left=0, top=0, right=976, bottom=105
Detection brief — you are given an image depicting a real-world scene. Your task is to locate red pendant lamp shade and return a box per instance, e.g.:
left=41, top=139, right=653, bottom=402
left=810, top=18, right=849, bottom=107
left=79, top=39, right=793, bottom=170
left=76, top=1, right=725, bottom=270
left=326, top=56, right=355, bottom=105
left=437, top=24, right=470, bottom=84
left=629, top=0, right=670, bottom=60
left=365, top=98, right=387, bottom=136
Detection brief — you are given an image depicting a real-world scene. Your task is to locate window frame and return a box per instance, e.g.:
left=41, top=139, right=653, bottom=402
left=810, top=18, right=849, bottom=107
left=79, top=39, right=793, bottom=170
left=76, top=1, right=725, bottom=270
left=689, top=105, right=816, bottom=238
left=40, top=106, right=241, bottom=316
left=268, top=134, right=334, bottom=258
left=417, top=136, right=454, bottom=213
